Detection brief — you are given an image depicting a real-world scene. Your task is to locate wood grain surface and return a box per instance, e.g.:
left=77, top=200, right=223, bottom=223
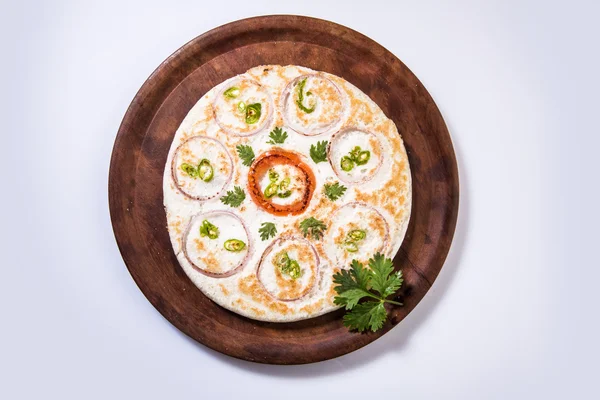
left=108, top=15, right=459, bottom=365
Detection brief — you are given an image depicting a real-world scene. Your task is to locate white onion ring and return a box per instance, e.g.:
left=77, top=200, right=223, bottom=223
left=325, top=202, right=390, bottom=269
left=212, top=77, right=274, bottom=137
left=280, top=74, right=348, bottom=136
left=182, top=210, right=252, bottom=278
left=171, top=136, right=233, bottom=201
left=327, top=128, right=384, bottom=185
left=256, top=236, right=319, bottom=302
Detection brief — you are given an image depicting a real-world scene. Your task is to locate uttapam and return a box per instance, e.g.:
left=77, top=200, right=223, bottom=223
left=163, top=65, right=411, bottom=322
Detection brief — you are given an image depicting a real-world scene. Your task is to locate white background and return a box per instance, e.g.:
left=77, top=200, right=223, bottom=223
left=1, top=0, right=598, bottom=399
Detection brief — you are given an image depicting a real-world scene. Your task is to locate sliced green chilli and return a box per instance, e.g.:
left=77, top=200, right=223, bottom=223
left=285, top=260, right=302, bottom=279
left=275, top=251, right=290, bottom=269
left=224, top=86, right=240, bottom=99
left=237, top=101, right=246, bottom=113
left=296, top=78, right=316, bottom=113
left=343, top=241, right=359, bottom=253
left=277, top=177, right=292, bottom=198
left=264, top=183, right=278, bottom=198
left=355, top=151, right=371, bottom=166
left=349, top=146, right=362, bottom=161
left=340, top=156, right=355, bottom=172
left=245, top=103, right=262, bottom=124
left=198, top=159, right=214, bottom=182
left=277, top=251, right=301, bottom=279
left=268, top=169, right=279, bottom=182
left=224, top=239, right=246, bottom=252
left=181, top=163, right=198, bottom=178
left=347, top=229, right=366, bottom=242
left=199, top=219, right=219, bottom=239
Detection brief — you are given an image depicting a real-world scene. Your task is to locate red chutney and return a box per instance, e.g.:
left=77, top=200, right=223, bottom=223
left=247, top=148, right=316, bottom=216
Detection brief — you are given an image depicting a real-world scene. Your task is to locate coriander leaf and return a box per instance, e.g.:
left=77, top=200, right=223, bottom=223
left=333, top=268, right=359, bottom=294
left=258, top=222, right=277, bottom=241
left=334, top=288, right=373, bottom=310
left=333, top=260, right=370, bottom=293
left=380, top=270, right=403, bottom=299
left=323, top=181, right=347, bottom=201
left=343, top=301, right=387, bottom=332
left=236, top=144, right=255, bottom=166
left=368, top=252, right=399, bottom=298
left=220, top=186, right=246, bottom=207
left=333, top=260, right=373, bottom=309
left=333, top=253, right=404, bottom=333
left=298, top=217, right=327, bottom=240
left=310, top=140, right=328, bottom=163
left=351, top=259, right=372, bottom=289
left=267, top=127, right=288, bottom=144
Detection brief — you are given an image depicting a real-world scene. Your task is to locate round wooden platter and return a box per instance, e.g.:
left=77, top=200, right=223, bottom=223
left=109, top=15, right=459, bottom=365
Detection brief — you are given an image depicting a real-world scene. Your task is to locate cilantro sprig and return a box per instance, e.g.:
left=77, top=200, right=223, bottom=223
left=258, top=222, right=277, bottom=241
left=333, top=253, right=404, bottom=332
left=236, top=144, right=255, bottom=166
left=309, top=140, right=328, bottom=163
left=220, top=186, right=246, bottom=207
left=267, top=127, right=288, bottom=144
left=299, top=217, right=327, bottom=240
left=323, top=181, right=347, bottom=201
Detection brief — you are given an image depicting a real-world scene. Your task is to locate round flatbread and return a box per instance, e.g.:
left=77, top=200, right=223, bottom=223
left=163, top=65, right=412, bottom=322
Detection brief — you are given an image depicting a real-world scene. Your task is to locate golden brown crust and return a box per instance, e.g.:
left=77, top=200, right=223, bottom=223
left=354, top=158, right=410, bottom=223
left=238, top=275, right=292, bottom=315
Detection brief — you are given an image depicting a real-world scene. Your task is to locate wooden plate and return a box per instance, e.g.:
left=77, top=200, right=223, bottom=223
left=109, top=15, right=459, bottom=364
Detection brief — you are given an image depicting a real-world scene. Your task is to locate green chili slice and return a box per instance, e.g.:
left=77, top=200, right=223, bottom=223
left=224, top=86, right=240, bottom=99
left=275, top=250, right=302, bottom=279
left=347, top=229, right=366, bottom=242
left=285, top=260, right=302, bottom=279
left=264, top=183, right=278, bottom=198
left=224, top=239, right=246, bottom=252
left=199, top=220, right=219, bottom=240
left=198, top=159, right=214, bottom=182
left=295, top=78, right=316, bottom=113
left=275, top=251, right=290, bottom=270
left=268, top=169, right=279, bottom=182
left=355, top=151, right=371, bottom=166
left=340, top=156, right=355, bottom=172
left=344, top=241, right=359, bottom=253
left=181, top=163, right=198, bottom=178
left=277, top=177, right=292, bottom=198
left=349, top=146, right=362, bottom=161
left=237, top=101, right=246, bottom=113
left=245, top=103, right=262, bottom=124
left=296, top=78, right=317, bottom=114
